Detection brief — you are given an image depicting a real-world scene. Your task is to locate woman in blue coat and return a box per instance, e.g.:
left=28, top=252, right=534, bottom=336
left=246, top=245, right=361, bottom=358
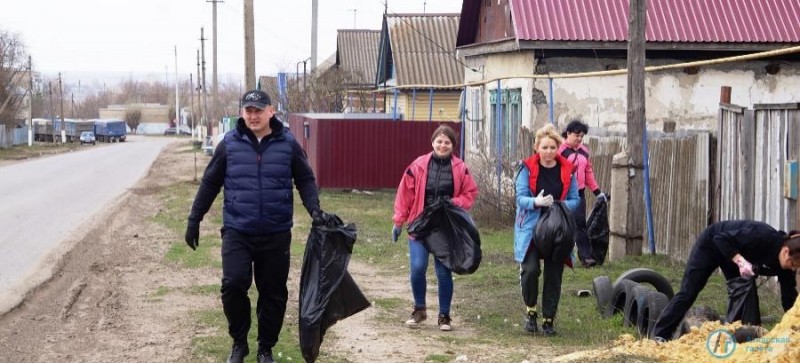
left=514, top=124, right=580, bottom=336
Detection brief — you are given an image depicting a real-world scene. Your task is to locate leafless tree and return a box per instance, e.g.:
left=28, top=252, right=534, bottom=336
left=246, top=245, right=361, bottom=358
left=125, top=107, right=142, bottom=134
left=0, top=29, right=29, bottom=129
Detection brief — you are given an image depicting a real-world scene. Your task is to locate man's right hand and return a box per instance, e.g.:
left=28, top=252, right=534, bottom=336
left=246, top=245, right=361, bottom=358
left=185, top=223, right=200, bottom=250
left=733, top=254, right=755, bottom=278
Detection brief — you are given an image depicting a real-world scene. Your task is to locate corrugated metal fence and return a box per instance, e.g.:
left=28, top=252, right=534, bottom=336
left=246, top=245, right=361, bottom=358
left=287, top=114, right=461, bottom=189
left=583, top=132, right=712, bottom=261
left=0, top=125, right=30, bottom=148
left=717, top=103, right=800, bottom=231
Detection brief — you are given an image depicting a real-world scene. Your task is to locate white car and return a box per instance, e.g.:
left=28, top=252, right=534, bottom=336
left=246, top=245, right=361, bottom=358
left=79, top=131, right=96, bottom=145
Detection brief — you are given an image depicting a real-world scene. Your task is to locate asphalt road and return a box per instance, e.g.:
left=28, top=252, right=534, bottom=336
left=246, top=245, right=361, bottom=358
left=0, top=136, right=172, bottom=314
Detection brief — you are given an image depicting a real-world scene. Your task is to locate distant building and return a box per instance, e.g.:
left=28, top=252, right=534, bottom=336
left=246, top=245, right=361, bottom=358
left=100, top=103, right=170, bottom=134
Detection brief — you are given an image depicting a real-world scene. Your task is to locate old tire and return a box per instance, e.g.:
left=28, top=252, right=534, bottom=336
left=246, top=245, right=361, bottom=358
left=624, top=285, right=651, bottom=328
left=607, top=279, right=639, bottom=318
left=593, top=276, right=613, bottom=318
left=615, top=268, right=675, bottom=299
left=636, top=290, right=669, bottom=339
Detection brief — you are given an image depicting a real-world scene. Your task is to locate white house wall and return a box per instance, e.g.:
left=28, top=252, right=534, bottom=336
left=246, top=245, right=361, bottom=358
left=463, top=52, right=800, bottom=144
left=464, top=51, right=537, bottom=154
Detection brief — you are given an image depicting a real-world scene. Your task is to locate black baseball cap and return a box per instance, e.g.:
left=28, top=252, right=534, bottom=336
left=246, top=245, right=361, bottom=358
left=241, top=90, right=272, bottom=109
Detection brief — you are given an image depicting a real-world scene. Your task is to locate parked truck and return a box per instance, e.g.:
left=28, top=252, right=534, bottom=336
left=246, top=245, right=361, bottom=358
left=92, top=119, right=127, bottom=143
left=33, top=118, right=95, bottom=143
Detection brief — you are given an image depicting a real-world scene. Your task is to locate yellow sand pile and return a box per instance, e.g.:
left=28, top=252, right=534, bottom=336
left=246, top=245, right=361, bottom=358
left=555, top=295, right=800, bottom=362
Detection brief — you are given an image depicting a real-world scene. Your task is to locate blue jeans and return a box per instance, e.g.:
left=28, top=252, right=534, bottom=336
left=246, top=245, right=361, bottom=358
left=408, top=238, right=453, bottom=315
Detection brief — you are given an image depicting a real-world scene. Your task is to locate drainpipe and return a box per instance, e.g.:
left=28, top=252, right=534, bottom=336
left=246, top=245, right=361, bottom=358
left=496, top=79, right=502, bottom=196
left=411, top=89, right=417, bottom=120
left=392, top=88, right=398, bottom=121
left=548, top=78, right=554, bottom=124
left=643, top=128, right=656, bottom=254
left=428, top=88, right=434, bottom=121
left=460, top=86, right=466, bottom=159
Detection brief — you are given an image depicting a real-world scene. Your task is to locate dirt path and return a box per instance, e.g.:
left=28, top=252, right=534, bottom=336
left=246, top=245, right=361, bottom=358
left=0, top=142, right=554, bottom=362
left=0, top=142, right=216, bottom=362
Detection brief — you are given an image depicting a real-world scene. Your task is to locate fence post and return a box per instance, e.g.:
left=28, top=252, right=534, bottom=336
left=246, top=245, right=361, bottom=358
left=608, top=151, right=643, bottom=261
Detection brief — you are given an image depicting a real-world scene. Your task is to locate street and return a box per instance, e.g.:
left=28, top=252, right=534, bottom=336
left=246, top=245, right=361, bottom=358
left=0, top=136, right=172, bottom=314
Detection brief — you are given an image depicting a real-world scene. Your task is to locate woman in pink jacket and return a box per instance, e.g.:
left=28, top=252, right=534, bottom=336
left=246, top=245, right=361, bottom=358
left=559, top=120, right=606, bottom=268
left=392, top=125, right=478, bottom=331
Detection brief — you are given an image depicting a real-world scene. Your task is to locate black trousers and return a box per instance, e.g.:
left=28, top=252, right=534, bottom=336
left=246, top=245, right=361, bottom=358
left=652, top=231, right=739, bottom=340
left=220, top=228, right=291, bottom=349
left=573, top=190, right=592, bottom=261
left=520, top=242, right=565, bottom=318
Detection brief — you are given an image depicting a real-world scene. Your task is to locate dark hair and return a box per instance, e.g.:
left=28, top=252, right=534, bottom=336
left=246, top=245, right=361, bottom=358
left=785, top=230, right=800, bottom=260
left=431, top=125, right=458, bottom=149
left=562, top=120, right=589, bottom=138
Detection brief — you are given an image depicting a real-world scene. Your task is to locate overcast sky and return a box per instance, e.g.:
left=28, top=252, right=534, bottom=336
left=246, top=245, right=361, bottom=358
left=1, top=0, right=462, bottom=86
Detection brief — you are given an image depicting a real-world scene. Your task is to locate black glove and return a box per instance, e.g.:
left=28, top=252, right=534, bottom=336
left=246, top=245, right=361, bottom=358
left=185, top=221, right=200, bottom=250
left=311, top=209, right=328, bottom=227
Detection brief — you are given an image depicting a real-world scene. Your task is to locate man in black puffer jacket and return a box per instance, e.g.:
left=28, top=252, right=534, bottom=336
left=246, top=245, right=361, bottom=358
left=185, top=90, right=326, bottom=363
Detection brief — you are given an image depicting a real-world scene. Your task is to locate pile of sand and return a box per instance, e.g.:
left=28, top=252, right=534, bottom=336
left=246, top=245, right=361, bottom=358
left=555, top=296, right=800, bottom=362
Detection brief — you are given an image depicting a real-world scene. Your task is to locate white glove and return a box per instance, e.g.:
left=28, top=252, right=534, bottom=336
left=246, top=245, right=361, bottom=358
left=733, top=255, right=755, bottom=278
left=533, top=190, right=554, bottom=208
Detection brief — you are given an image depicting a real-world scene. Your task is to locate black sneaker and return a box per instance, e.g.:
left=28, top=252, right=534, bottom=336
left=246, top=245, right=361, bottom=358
left=257, top=348, right=275, bottom=363
left=541, top=318, right=557, bottom=336
left=437, top=313, right=452, bottom=331
left=405, top=306, right=427, bottom=326
left=226, top=343, right=249, bottom=363
left=523, top=312, right=538, bottom=333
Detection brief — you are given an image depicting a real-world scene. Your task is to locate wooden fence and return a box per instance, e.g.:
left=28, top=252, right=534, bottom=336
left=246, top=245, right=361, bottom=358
left=717, top=103, right=800, bottom=231
left=583, top=132, right=712, bottom=261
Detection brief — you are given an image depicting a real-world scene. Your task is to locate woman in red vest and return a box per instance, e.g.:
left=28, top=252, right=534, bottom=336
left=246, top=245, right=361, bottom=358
left=513, top=124, right=580, bottom=336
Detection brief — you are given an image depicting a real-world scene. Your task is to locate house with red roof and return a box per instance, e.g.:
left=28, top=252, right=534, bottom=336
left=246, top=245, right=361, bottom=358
left=455, top=0, right=800, bottom=155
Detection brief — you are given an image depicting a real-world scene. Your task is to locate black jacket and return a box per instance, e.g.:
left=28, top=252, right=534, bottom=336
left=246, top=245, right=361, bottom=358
left=701, top=220, right=796, bottom=311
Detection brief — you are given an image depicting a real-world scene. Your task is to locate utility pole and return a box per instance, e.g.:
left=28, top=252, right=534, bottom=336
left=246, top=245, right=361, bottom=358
left=348, top=9, right=357, bottom=28
left=190, top=73, right=195, bottom=134
left=48, top=81, right=54, bottom=142
left=243, top=0, right=256, bottom=90
left=174, top=45, right=180, bottom=131
left=625, top=0, right=646, bottom=255
left=196, top=48, right=202, bottom=142
left=190, top=72, right=198, bottom=182
left=58, top=72, right=65, bottom=143
left=209, top=0, right=221, bottom=129
left=311, top=0, right=318, bottom=70
left=27, top=55, right=33, bottom=146
left=201, top=28, right=210, bottom=137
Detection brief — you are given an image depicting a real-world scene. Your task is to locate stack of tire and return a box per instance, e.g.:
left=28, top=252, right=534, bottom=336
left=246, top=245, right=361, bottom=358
left=592, top=268, right=675, bottom=339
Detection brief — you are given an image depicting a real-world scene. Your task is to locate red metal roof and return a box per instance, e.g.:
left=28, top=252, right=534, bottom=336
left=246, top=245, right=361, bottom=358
left=509, top=0, right=800, bottom=43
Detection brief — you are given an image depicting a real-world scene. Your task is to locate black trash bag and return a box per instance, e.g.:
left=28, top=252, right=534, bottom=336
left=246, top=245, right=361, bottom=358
left=587, top=196, right=610, bottom=265
left=299, top=213, right=370, bottom=363
left=407, top=198, right=482, bottom=275
left=725, top=277, right=761, bottom=326
left=534, top=201, right=576, bottom=264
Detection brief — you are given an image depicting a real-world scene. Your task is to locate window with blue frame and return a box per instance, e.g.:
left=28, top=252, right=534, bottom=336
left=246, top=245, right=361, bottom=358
left=489, top=88, right=522, bottom=159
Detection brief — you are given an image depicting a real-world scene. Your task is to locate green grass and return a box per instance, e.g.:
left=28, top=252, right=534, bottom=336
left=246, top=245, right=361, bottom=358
left=0, top=142, right=84, bottom=160
left=153, top=183, right=787, bottom=361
